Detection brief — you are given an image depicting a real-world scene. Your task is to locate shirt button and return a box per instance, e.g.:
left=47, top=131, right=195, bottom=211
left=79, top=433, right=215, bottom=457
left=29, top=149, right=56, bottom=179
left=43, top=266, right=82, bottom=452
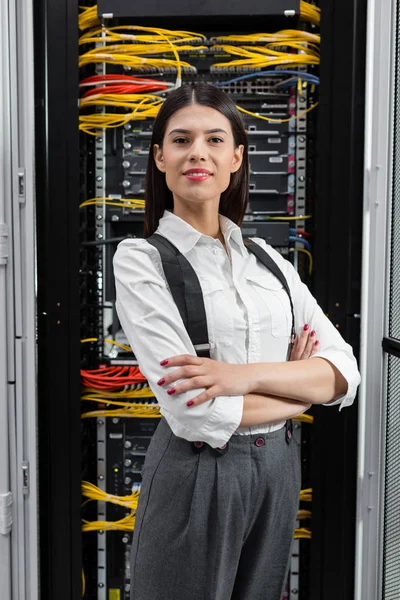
left=255, top=437, right=265, bottom=447
left=193, top=441, right=204, bottom=448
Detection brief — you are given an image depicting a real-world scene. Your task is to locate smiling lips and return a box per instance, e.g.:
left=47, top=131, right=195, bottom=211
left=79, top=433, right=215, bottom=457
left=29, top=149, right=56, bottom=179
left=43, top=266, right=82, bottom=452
left=183, top=168, right=212, bottom=181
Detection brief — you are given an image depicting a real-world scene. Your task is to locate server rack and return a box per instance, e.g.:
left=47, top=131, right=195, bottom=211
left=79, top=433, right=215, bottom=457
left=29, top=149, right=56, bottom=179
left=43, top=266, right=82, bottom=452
left=33, top=1, right=366, bottom=600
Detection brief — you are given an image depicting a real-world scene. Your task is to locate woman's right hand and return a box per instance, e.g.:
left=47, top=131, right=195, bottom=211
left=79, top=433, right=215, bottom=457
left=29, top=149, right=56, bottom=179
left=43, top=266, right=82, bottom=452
left=290, top=325, right=319, bottom=361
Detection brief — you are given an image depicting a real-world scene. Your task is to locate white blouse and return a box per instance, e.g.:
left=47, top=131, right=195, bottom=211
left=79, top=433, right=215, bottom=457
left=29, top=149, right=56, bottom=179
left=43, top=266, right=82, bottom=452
left=113, top=209, right=361, bottom=448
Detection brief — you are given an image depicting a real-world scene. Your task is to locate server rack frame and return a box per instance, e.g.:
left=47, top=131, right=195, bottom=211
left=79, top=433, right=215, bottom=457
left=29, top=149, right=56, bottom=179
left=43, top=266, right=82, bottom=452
left=34, top=0, right=82, bottom=599
left=34, top=2, right=367, bottom=599
left=311, top=0, right=367, bottom=599
left=355, top=0, right=399, bottom=598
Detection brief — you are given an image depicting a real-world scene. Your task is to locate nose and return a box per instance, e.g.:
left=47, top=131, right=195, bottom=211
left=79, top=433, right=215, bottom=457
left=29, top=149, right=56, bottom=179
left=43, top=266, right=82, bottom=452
left=189, top=138, right=208, bottom=162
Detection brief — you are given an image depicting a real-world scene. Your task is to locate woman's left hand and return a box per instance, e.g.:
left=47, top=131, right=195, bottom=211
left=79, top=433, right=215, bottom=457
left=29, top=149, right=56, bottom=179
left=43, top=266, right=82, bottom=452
left=157, top=355, right=252, bottom=404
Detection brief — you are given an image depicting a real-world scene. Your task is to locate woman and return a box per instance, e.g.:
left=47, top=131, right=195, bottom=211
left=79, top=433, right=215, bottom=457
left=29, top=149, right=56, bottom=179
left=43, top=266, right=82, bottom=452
left=113, top=83, right=361, bottom=600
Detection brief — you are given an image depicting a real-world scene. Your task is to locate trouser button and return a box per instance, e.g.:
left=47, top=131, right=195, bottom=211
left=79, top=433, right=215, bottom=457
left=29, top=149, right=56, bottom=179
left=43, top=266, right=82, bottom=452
left=191, top=441, right=205, bottom=453
left=215, top=442, right=229, bottom=455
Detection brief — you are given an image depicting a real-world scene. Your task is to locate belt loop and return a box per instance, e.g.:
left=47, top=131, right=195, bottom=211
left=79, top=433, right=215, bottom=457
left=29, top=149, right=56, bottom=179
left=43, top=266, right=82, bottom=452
left=285, top=419, right=293, bottom=444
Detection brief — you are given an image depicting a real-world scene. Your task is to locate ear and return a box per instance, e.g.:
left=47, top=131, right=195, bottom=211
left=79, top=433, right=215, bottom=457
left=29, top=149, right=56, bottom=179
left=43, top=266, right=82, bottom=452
left=153, top=144, right=166, bottom=172
left=231, top=144, right=244, bottom=173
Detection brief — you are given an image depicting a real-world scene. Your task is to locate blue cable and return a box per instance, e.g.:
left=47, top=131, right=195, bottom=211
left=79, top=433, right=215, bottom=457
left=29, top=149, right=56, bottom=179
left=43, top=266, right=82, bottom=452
left=214, top=70, right=320, bottom=85
left=214, top=70, right=320, bottom=87
left=289, top=236, right=311, bottom=250
left=275, top=79, right=320, bottom=89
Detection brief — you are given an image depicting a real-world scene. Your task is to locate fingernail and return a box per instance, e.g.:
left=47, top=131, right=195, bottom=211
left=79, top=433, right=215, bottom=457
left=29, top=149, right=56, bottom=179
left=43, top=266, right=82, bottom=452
left=310, top=330, right=316, bottom=337
left=303, top=324, right=309, bottom=331
left=167, top=387, right=176, bottom=395
left=314, top=340, right=319, bottom=346
left=187, top=400, right=194, bottom=407
left=157, top=378, right=165, bottom=386
left=160, top=359, right=169, bottom=366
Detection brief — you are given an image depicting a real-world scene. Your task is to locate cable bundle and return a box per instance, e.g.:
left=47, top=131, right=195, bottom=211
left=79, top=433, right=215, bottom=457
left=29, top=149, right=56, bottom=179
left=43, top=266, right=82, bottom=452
left=80, top=74, right=171, bottom=98
left=79, top=197, right=145, bottom=209
left=81, top=402, right=160, bottom=419
left=79, top=94, right=163, bottom=135
left=79, top=25, right=206, bottom=46
left=78, top=5, right=99, bottom=32
left=211, top=30, right=319, bottom=45
left=297, top=509, right=312, bottom=520
left=82, top=387, right=154, bottom=399
left=300, top=0, right=321, bottom=26
left=82, top=481, right=140, bottom=510
left=79, top=42, right=200, bottom=73
left=294, top=527, right=312, bottom=539
left=300, top=488, right=312, bottom=502
left=81, top=337, right=131, bottom=352
left=78, top=21, right=320, bottom=131
left=211, top=44, right=319, bottom=72
left=78, top=24, right=206, bottom=134
left=82, top=510, right=136, bottom=532
left=293, top=413, right=314, bottom=424
left=210, top=30, right=319, bottom=72
left=210, top=29, right=319, bottom=123
left=80, top=361, right=161, bottom=418
left=80, top=366, right=147, bottom=389
left=215, top=69, right=319, bottom=91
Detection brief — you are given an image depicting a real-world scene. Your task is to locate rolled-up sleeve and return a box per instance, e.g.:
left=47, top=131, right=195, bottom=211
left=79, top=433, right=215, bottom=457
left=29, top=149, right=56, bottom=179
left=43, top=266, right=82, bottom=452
left=113, top=239, right=244, bottom=447
left=254, top=241, right=361, bottom=410
left=304, top=305, right=360, bottom=410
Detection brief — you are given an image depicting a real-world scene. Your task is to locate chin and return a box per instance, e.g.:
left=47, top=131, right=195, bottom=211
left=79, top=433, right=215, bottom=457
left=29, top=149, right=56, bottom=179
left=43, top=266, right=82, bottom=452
left=174, top=186, right=221, bottom=203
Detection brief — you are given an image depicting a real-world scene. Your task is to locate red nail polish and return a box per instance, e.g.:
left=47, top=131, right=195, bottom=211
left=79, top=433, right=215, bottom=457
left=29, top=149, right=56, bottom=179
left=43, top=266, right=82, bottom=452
left=304, top=324, right=309, bottom=331
left=187, top=400, right=194, bottom=407
left=167, top=388, right=176, bottom=395
left=160, top=359, right=169, bottom=366
left=310, top=330, right=316, bottom=337
left=157, top=378, right=165, bottom=386
left=314, top=340, right=319, bottom=346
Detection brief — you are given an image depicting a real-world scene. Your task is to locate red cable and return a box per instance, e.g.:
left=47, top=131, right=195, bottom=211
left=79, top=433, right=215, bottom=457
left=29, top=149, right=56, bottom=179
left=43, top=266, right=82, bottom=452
left=80, top=74, right=168, bottom=85
left=81, top=83, right=167, bottom=98
left=81, top=366, right=147, bottom=389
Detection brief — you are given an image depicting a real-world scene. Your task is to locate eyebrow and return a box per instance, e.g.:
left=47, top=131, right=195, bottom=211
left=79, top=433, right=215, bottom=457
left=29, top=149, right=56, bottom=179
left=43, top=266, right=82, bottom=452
left=167, top=128, right=228, bottom=136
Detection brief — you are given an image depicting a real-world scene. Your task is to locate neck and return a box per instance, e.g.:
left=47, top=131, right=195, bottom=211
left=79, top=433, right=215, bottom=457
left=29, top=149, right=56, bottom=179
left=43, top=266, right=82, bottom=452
left=172, top=199, right=222, bottom=240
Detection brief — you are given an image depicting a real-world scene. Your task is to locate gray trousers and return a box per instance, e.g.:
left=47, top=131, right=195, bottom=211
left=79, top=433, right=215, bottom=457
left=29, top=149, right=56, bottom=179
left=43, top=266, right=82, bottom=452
left=130, top=417, right=301, bottom=600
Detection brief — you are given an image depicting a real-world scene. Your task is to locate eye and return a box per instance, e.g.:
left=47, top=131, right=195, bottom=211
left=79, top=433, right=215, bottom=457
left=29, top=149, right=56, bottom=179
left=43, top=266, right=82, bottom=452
left=209, top=137, right=224, bottom=143
left=173, top=137, right=188, bottom=144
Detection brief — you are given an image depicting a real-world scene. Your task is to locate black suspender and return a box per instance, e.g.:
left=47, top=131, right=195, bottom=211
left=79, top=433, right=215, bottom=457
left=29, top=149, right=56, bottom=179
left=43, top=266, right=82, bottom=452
left=147, top=234, right=211, bottom=358
left=243, top=239, right=296, bottom=360
left=147, top=233, right=296, bottom=361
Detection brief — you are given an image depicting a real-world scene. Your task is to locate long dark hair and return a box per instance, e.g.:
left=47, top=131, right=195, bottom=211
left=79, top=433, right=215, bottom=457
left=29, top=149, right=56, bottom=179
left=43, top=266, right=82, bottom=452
left=143, top=83, right=249, bottom=237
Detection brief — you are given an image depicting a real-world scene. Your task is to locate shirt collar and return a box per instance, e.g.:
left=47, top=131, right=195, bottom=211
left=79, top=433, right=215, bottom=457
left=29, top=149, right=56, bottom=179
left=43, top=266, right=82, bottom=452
left=156, top=210, right=248, bottom=257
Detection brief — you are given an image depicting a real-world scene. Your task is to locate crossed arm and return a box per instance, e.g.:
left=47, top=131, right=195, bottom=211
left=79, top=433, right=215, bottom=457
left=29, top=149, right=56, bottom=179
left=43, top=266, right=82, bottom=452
left=239, top=395, right=312, bottom=427
left=156, top=326, right=346, bottom=427
left=114, top=240, right=359, bottom=446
